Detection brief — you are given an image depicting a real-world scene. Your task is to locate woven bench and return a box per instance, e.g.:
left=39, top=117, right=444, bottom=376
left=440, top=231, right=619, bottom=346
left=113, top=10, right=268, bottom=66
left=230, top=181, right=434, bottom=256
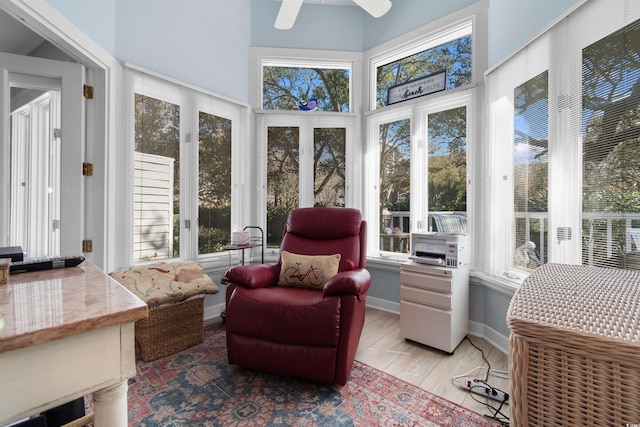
left=507, top=263, right=640, bottom=426
left=110, top=261, right=219, bottom=361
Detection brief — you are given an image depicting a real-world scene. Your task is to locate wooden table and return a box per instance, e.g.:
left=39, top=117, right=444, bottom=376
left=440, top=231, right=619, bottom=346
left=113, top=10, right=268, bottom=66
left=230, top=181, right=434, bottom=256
left=0, top=261, right=148, bottom=426
left=223, top=243, right=263, bottom=265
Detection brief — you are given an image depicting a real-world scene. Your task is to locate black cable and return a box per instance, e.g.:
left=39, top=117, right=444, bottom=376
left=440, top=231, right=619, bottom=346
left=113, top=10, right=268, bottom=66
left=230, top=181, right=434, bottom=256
left=464, top=335, right=491, bottom=382
left=464, top=336, right=510, bottom=426
left=468, top=383, right=509, bottom=425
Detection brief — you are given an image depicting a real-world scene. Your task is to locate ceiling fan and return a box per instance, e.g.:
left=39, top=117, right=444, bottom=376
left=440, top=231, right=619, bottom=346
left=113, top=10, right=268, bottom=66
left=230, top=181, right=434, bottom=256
left=275, top=0, right=392, bottom=30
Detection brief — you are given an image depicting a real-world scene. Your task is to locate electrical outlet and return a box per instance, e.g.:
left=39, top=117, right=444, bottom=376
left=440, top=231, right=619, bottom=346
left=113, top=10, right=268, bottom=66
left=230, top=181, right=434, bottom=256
left=457, top=378, right=509, bottom=403
left=557, top=226, right=572, bottom=241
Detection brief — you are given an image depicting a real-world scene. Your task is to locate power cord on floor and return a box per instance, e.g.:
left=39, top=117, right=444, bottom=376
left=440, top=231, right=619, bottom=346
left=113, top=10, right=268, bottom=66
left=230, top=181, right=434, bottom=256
left=450, top=336, right=510, bottom=426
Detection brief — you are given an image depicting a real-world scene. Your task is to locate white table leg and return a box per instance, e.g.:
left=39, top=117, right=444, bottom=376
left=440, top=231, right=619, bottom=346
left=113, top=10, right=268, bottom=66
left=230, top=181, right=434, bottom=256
left=92, top=380, right=128, bottom=426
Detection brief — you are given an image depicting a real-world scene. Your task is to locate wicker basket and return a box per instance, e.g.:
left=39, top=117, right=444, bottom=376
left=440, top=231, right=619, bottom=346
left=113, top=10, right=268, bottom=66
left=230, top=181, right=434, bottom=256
left=507, top=263, right=640, bottom=427
left=135, top=297, right=204, bottom=361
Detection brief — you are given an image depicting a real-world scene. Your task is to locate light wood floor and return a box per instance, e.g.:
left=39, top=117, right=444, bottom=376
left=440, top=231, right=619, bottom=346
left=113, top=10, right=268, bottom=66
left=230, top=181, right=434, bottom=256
left=356, top=307, right=511, bottom=423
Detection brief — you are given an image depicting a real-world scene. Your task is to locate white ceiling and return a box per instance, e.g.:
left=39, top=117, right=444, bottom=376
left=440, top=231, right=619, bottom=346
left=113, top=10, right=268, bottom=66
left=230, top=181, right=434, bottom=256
left=0, top=0, right=371, bottom=57
left=0, top=8, right=45, bottom=55
left=285, top=0, right=354, bottom=5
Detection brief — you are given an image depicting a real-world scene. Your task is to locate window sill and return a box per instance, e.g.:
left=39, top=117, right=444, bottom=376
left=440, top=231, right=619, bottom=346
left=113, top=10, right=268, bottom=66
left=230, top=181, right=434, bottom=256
left=366, top=254, right=408, bottom=271
left=254, top=109, right=357, bottom=117
left=470, top=270, right=520, bottom=295
left=366, top=255, right=522, bottom=296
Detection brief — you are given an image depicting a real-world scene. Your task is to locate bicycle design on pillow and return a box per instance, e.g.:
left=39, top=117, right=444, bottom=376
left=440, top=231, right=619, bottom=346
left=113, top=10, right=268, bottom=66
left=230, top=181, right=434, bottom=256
left=284, top=262, right=325, bottom=288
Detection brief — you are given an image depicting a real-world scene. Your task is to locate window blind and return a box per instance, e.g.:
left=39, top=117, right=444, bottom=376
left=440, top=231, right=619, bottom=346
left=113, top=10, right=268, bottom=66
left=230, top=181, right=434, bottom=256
left=484, top=0, right=640, bottom=280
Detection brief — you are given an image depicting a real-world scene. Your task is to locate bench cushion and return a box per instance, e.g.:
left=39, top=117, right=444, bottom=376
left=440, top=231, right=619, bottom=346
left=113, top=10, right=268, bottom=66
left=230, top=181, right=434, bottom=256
left=111, top=261, right=219, bottom=306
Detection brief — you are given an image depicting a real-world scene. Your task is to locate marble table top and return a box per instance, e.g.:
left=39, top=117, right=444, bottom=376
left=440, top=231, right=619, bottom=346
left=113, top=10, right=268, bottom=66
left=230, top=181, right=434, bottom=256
left=0, top=260, right=148, bottom=353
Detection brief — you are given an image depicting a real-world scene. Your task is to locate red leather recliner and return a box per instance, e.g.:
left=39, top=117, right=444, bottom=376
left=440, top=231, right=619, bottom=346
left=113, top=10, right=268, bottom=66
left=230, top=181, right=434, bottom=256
left=223, top=207, right=370, bottom=385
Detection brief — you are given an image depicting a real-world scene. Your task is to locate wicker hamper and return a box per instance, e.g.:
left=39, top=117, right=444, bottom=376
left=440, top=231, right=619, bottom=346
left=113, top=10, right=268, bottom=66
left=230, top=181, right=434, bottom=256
left=506, top=263, right=640, bottom=427
left=109, top=261, right=219, bottom=362
left=135, top=297, right=204, bottom=361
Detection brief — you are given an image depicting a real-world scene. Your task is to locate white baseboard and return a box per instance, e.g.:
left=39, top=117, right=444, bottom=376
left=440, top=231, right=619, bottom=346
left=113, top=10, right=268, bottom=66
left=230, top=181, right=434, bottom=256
left=367, top=298, right=509, bottom=355
left=366, top=296, right=400, bottom=314
left=468, top=320, right=508, bottom=355
left=204, top=302, right=225, bottom=323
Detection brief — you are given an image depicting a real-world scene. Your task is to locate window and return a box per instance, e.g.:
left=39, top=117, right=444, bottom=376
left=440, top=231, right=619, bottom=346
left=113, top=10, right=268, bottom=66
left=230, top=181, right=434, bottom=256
left=198, top=112, right=232, bottom=255
left=513, top=71, right=549, bottom=272
left=367, top=92, right=471, bottom=257
left=485, top=0, right=640, bottom=280
left=256, top=49, right=357, bottom=113
left=313, top=127, right=346, bottom=207
left=264, top=119, right=349, bottom=247
left=252, top=49, right=359, bottom=251
left=379, top=117, right=411, bottom=253
left=582, top=18, right=640, bottom=269
left=376, top=34, right=472, bottom=108
left=370, top=21, right=473, bottom=110
left=267, top=125, right=299, bottom=246
left=134, top=94, right=180, bottom=261
left=428, top=105, right=467, bottom=215
left=127, top=68, right=246, bottom=263
left=365, top=17, right=477, bottom=258
left=262, top=65, right=350, bottom=112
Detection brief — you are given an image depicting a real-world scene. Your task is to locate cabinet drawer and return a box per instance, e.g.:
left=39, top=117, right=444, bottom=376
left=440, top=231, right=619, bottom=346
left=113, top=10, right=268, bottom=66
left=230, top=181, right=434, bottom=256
left=400, top=270, right=452, bottom=293
left=401, top=285, right=452, bottom=309
left=400, top=300, right=454, bottom=353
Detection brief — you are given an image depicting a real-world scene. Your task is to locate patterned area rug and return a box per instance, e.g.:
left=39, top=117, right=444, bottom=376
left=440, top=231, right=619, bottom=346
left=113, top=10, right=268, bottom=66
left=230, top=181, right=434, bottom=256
left=127, top=323, right=500, bottom=426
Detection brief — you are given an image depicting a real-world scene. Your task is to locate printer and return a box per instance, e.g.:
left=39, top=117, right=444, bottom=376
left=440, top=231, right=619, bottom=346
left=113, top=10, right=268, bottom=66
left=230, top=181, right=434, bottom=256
left=409, top=232, right=469, bottom=268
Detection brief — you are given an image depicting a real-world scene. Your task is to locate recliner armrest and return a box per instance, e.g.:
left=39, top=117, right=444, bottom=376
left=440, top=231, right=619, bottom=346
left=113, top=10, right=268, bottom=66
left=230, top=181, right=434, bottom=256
left=225, top=263, right=280, bottom=289
left=323, top=268, right=371, bottom=300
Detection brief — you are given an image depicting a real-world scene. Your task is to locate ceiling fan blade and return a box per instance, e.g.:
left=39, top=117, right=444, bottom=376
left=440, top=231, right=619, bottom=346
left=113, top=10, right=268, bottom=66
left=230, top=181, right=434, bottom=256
left=275, top=0, right=304, bottom=30
left=352, top=0, right=392, bottom=18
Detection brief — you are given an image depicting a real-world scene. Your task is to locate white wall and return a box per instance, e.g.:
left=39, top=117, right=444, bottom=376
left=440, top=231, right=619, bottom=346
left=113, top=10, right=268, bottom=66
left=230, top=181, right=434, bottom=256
left=488, top=0, right=581, bottom=67
left=115, top=0, right=251, bottom=102
left=250, top=0, right=364, bottom=51
left=43, top=0, right=581, bottom=102
left=43, top=0, right=117, bottom=56
left=47, top=0, right=251, bottom=102
left=361, top=0, right=479, bottom=50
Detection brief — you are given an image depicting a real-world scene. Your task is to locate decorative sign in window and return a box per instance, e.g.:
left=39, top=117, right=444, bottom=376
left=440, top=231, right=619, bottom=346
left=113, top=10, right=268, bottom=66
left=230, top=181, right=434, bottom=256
left=386, top=71, right=446, bottom=105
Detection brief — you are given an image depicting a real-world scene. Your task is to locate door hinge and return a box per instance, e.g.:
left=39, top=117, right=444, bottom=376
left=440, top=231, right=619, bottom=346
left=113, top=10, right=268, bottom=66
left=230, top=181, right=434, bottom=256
left=82, top=240, right=93, bottom=253
left=185, top=219, right=191, bottom=229
left=83, top=162, right=94, bottom=176
left=83, top=84, right=94, bottom=99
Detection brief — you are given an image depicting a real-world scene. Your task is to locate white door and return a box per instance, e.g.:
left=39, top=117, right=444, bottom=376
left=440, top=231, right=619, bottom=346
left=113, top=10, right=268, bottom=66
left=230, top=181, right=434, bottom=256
left=0, top=52, right=85, bottom=257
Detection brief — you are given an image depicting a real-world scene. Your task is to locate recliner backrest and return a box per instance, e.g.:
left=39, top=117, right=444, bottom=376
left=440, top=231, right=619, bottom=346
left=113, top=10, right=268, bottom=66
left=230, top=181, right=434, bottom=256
left=279, top=207, right=367, bottom=271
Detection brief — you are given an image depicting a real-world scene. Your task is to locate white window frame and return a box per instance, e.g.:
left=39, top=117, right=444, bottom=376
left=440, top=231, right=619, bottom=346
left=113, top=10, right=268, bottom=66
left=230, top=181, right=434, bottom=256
left=485, top=35, right=552, bottom=282
left=259, top=113, right=355, bottom=207
left=250, top=47, right=363, bottom=114
left=124, top=66, right=249, bottom=268
left=484, top=0, right=640, bottom=285
left=364, top=90, right=474, bottom=260
left=250, top=48, right=363, bottom=256
left=415, top=91, right=474, bottom=233
left=366, top=18, right=475, bottom=112
left=364, top=106, right=412, bottom=259
left=363, top=7, right=483, bottom=262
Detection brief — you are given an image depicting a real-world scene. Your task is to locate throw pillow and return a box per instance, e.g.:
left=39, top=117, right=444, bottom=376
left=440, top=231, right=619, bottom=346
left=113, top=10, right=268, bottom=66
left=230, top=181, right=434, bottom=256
left=110, top=261, right=219, bottom=306
left=278, top=251, right=341, bottom=290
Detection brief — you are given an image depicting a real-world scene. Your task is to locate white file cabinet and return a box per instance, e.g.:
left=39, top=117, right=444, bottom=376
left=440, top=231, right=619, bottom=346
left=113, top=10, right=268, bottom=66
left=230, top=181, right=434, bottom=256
left=400, top=261, right=469, bottom=354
